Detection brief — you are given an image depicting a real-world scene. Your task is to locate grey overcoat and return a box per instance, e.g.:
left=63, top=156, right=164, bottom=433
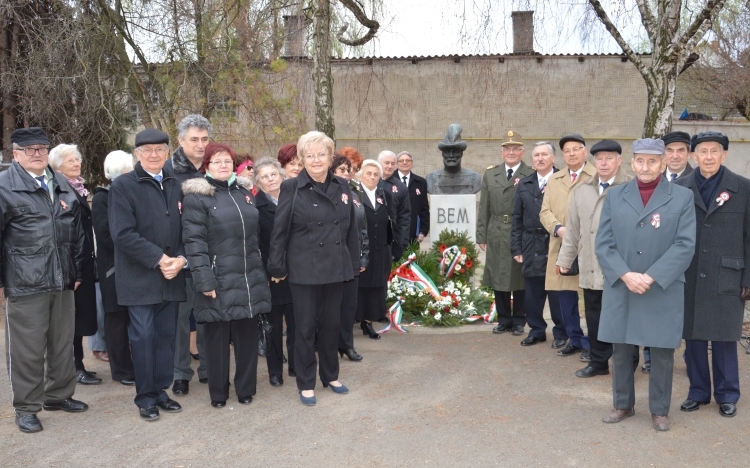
left=595, top=177, right=696, bottom=349
left=675, top=168, right=750, bottom=341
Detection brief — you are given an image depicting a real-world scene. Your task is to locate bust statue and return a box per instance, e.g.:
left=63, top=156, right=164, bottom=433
left=426, top=124, right=481, bottom=194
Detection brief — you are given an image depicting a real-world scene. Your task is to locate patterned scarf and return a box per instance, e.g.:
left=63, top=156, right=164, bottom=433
left=67, top=176, right=89, bottom=197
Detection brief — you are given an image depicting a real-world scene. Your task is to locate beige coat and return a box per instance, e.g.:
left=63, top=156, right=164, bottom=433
left=557, top=167, right=631, bottom=290
left=539, top=162, right=597, bottom=290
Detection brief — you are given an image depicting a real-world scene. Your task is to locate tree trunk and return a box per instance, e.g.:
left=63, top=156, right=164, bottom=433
left=1, top=17, right=19, bottom=162
left=312, top=0, right=335, bottom=139
left=642, top=67, right=679, bottom=138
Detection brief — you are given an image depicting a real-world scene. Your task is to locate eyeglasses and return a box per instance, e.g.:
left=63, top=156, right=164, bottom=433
left=563, top=146, right=585, bottom=155
left=695, top=148, right=724, bottom=157
left=258, top=172, right=280, bottom=181
left=304, top=153, right=328, bottom=161
left=138, top=147, right=168, bottom=156
left=209, top=160, right=234, bottom=167
left=502, top=147, right=523, bottom=154
left=62, top=158, right=82, bottom=165
left=19, top=147, right=49, bottom=156
left=397, top=159, right=412, bottom=164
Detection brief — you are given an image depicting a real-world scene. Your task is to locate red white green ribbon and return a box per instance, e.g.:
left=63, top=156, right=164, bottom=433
left=378, top=297, right=409, bottom=333
left=439, top=245, right=461, bottom=278
left=389, top=254, right=441, bottom=299
left=464, top=300, right=497, bottom=324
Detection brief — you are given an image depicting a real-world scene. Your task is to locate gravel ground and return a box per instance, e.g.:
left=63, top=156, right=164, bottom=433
left=1, top=318, right=749, bottom=467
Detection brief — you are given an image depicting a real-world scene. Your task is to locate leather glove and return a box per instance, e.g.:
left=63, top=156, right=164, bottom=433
left=741, top=287, right=750, bottom=301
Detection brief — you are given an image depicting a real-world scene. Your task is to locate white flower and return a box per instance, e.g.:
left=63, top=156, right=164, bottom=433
left=434, top=312, right=442, bottom=321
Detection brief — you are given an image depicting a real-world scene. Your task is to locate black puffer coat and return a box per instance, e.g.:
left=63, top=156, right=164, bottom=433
left=182, top=176, right=271, bottom=323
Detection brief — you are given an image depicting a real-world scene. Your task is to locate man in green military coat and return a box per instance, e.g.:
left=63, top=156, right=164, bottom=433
left=477, top=130, right=535, bottom=335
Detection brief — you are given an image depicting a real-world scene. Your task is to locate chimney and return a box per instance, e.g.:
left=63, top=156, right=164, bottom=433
left=283, top=15, right=310, bottom=57
left=511, top=11, right=534, bottom=54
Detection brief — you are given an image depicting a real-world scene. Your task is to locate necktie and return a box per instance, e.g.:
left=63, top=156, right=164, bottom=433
left=507, top=168, right=513, bottom=181
left=154, top=174, right=163, bottom=183
left=670, top=173, right=677, bottom=182
left=571, top=172, right=578, bottom=184
left=35, top=176, right=49, bottom=192
left=600, top=182, right=610, bottom=193
left=540, top=180, right=547, bottom=193
left=402, top=175, right=408, bottom=186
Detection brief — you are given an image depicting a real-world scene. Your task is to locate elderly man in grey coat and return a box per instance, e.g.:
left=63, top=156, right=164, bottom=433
left=595, top=138, right=696, bottom=432
left=674, top=131, right=750, bottom=418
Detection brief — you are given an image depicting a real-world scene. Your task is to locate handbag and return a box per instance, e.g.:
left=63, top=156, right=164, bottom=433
left=559, top=256, right=580, bottom=276
left=257, top=313, right=273, bottom=357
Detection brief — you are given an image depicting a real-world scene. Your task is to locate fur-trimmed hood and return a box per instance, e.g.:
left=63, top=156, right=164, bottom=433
left=182, top=176, right=252, bottom=196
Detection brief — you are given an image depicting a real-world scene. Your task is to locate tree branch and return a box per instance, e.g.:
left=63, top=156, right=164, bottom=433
left=635, top=0, right=657, bottom=44
left=670, top=0, right=727, bottom=57
left=336, top=0, right=379, bottom=47
left=587, top=0, right=650, bottom=81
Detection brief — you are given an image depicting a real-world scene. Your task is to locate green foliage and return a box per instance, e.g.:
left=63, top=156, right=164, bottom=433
left=429, top=229, right=481, bottom=283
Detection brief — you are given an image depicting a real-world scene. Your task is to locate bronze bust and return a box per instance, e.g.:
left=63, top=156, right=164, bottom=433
left=426, top=124, right=481, bottom=194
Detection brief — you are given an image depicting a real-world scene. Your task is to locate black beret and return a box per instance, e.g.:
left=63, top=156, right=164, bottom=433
left=11, top=127, right=49, bottom=147
left=559, top=134, right=585, bottom=149
left=661, top=131, right=691, bottom=147
left=135, top=128, right=169, bottom=147
left=590, top=139, right=622, bottom=155
left=690, top=131, right=729, bottom=151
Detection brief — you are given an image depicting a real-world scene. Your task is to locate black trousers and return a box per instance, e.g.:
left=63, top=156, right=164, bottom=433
left=685, top=340, right=740, bottom=404
left=523, top=276, right=567, bottom=340
left=339, top=278, right=359, bottom=350
left=266, top=303, right=295, bottom=377
left=203, top=317, right=258, bottom=402
left=289, top=282, right=344, bottom=391
left=583, top=289, right=612, bottom=370
left=104, top=310, right=135, bottom=381
left=494, top=289, right=526, bottom=327
left=73, top=335, right=85, bottom=371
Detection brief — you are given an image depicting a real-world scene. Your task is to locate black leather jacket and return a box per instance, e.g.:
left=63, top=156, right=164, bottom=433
left=0, top=161, right=85, bottom=297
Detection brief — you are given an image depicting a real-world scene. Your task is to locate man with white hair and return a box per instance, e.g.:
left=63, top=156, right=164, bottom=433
left=378, top=150, right=411, bottom=261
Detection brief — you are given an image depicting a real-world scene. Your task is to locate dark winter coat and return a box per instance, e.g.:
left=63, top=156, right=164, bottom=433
left=0, top=161, right=84, bottom=297
left=256, top=190, right=292, bottom=305
left=109, top=162, right=187, bottom=306
left=511, top=169, right=558, bottom=278
left=403, top=172, right=430, bottom=240
left=358, top=186, right=393, bottom=288
left=72, top=186, right=98, bottom=336
left=182, top=176, right=271, bottom=323
left=382, top=174, right=411, bottom=260
left=171, top=147, right=202, bottom=278
left=675, top=168, right=750, bottom=341
left=92, top=186, right=126, bottom=314
left=268, top=169, right=360, bottom=285
left=349, top=181, right=370, bottom=271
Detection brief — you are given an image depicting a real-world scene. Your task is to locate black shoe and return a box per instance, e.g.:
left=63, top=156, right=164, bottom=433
left=719, top=403, right=737, bottom=417
left=238, top=396, right=253, bottom=404
left=120, top=379, right=136, bottom=386
left=211, top=400, right=226, bottom=408
left=339, top=348, right=363, bottom=361
left=680, top=398, right=710, bottom=412
left=575, top=366, right=609, bottom=378
left=156, top=398, right=182, bottom=413
left=190, top=352, right=200, bottom=360
left=520, top=335, right=546, bottom=346
left=492, top=324, right=512, bottom=334
left=172, top=379, right=189, bottom=395
left=199, top=378, right=208, bottom=384
left=43, top=398, right=88, bottom=413
left=139, top=405, right=159, bottom=421
left=76, top=369, right=102, bottom=385
left=282, top=355, right=287, bottom=363
left=641, top=361, right=651, bottom=373
left=511, top=325, right=525, bottom=336
left=269, top=374, right=283, bottom=387
left=361, top=321, right=381, bottom=340
left=15, top=414, right=43, bottom=433
left=556, top=344, right=583, bottom=356
left=288, top=369, right=296, bottom=378
left=580, top=349, right=591, bottom=362
left=551, top=338, right=568, bottom=349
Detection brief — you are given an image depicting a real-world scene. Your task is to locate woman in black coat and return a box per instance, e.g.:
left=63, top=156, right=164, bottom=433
left=268, top=131, right=360, bottom=406
left=254, top=157, right=296, bottom=386
left=49, top=144, right=101, bottom=385
left=355, top=159, right=393, bottom=339
left=91, top=151, right=136, bottom=385
left=182, top=143, right=272, bottom=408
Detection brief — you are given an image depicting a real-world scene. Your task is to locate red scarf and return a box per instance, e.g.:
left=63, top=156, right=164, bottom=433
left=637, top=178, right=660, bottom=206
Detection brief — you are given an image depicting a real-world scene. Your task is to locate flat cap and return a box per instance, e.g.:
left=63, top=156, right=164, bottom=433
left=633, top=138, right=665, bottom=155
left=690, top=131, right=729, bottom=151
left=11, top=127, right=49, bottom=147
left=135, top=128, right=169, bottom=147
left=559, top=134, right=585, bottom=149
left=661, top=131, right=691, bottom=147
left=590, top=140, right=622, bottom=155
left=500, top=130, right=523, bottom=146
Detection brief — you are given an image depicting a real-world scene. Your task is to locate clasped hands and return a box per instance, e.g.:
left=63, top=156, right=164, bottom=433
left=159, top=254, right=186, bottom=280
left=620, top=272, right=654, bottom=294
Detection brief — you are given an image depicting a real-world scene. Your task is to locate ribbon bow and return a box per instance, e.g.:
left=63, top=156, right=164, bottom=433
left=716, top=191, right=730, bottom=206
left=439, top=245, right=462, bottom=278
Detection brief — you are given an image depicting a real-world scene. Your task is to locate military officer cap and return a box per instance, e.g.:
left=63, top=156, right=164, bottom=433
left=559, top=134, right=585, bottom=149
left=590, top=140, right=622, bottom=155
left=11, top=127, right=50, bottom=147
left=135, top=128, right=170, bottom=147
left=633, top=138, right=665, bottom=155
left=661, top=131, right=691, bottom=147
left=501, top=130, right=523, bottom=146
left=690, top=131, right=729, bottom=151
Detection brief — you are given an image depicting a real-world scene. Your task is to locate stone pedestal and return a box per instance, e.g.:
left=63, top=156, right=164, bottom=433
left=429, top=194, right=477, bottom=242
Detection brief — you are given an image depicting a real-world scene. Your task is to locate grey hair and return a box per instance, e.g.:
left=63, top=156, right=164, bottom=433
left=377, top=150, right=396, bottom=162
left=358, top=158, right=383, bottom=178
left=48, top=144, right=82, bottom=169
left=532, top=141, right=556, bottom=156
left=104, top=150, right=135, bottom=181
left=396, top=151, right=412, bottom=160
left=12, top=142, right=22, bottom=150
left=177, top=114, right=212, bottom=139
left=253, top=157, right=284, bottom=187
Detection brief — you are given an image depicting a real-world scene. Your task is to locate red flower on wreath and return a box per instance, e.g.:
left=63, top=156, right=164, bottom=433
left=443, top=306, right=450, bottom=313
left=429, top=310, right=436, bottom=316
left=461, top=247, right=466, bottom=254
left=441, top=290, right=449, bottom=297
left=466, top=259, right=473, bottom=268
left=439, top=244, right=447, bottom=253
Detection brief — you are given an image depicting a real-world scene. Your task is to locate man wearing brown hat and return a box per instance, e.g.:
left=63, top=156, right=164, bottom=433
left=0, top=127, right=89, bottom=433
left=477, top=131, right=534, bottom=335
left=540, top=134, right=596, bottom=357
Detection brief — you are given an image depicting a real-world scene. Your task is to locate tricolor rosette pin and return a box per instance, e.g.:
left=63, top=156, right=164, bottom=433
left=716, top=191, right=730, bottom=206
left=651, top=213, right=660, bottom=229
